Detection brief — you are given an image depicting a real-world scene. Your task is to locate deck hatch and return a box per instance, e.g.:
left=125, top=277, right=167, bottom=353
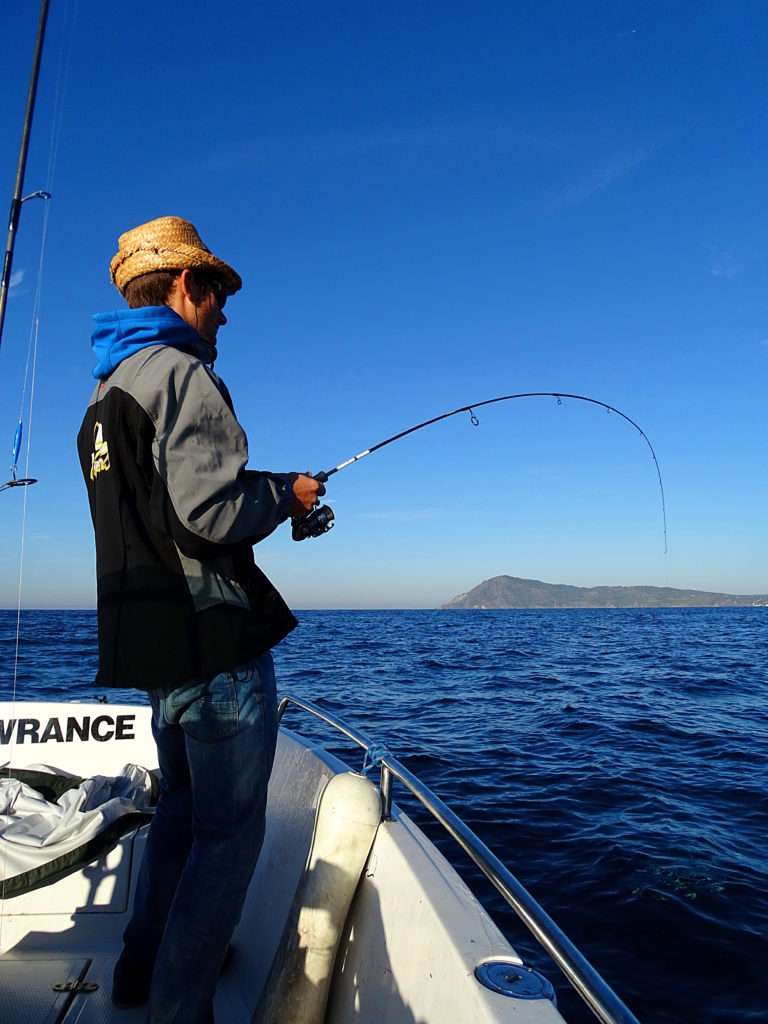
left=0, top=957, right=89, bottom=1022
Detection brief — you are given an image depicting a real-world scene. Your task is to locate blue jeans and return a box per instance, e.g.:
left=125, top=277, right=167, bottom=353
left=120, top=652, right=278, bottom=1024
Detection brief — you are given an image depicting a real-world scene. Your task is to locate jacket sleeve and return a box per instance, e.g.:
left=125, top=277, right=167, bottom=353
left=149, top=355, right=296, bottom=557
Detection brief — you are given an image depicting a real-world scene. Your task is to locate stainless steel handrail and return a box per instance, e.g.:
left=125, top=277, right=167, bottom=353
left=278, top=693, right=641, bottom=1024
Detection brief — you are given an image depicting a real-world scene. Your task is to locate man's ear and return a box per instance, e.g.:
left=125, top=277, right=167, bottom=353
left=177, top=267, right=203, bottom=304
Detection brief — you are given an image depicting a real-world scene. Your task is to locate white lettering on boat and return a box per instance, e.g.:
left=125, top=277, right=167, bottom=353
left=0, top=714, right=136, bottom=745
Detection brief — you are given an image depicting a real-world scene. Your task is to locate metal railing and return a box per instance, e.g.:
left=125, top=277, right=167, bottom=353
left=277, top=693, right=641, bottom=1024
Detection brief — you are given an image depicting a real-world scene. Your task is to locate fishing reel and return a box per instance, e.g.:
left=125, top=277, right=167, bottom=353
left=292, top=504, right=335, bottom=541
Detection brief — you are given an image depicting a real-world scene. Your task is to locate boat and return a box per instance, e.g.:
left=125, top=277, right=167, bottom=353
left=0, top=4, right=642, bottom=1022
left=0, top=694, right=640, bottom=1024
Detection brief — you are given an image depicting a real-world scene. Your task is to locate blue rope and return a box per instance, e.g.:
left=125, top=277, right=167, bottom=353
left=362, top=743, right=391, bottom=776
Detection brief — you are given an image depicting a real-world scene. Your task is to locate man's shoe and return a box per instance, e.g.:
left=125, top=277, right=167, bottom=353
left=111, top=945, right=235, bottom=1008
left=111, top=955, right=152, bottom=1009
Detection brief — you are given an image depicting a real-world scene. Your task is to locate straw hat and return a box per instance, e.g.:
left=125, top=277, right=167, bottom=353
left=109, top=216, right=242, bottom=296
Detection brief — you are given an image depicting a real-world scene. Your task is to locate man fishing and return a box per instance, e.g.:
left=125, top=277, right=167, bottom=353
left=76, top=215, right=324, bottom=1023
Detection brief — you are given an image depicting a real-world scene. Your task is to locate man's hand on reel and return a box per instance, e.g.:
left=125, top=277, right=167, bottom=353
left=291, top=474, right=334, bottom=541
left=291, top=474, right=325, bottom=515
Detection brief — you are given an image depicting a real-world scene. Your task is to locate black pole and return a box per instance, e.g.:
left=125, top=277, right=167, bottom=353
left=0, top=0, right=52, bottom=351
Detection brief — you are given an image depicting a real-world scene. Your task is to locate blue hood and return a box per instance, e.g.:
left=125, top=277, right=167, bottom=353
left=91, top=307, right=215, bottom=379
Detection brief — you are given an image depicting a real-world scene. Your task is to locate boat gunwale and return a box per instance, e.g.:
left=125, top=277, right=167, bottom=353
left=278, top=693, right=642, bottom=1024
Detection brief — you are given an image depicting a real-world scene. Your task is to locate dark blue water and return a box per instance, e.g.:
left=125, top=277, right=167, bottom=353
left=1, top=607, right=766, bottom=1024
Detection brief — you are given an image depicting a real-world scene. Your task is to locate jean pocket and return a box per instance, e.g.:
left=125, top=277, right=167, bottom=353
left=181, top=671, right=240, bottom=742
left=230, top=662, right=258, bottom=685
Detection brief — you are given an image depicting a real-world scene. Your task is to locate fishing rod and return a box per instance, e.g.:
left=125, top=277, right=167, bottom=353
left=0, top=0, right=52, bottom=350
left=0, top=0, right=52, bottom=495
left=292, top=391, right=668, bottom=553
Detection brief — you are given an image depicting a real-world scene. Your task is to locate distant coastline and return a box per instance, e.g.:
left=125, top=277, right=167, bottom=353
left=442, top=575, right=768, bottom=609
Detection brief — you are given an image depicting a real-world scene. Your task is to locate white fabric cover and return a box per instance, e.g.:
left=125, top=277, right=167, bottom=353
left=0, top=764, right=154, bottom=883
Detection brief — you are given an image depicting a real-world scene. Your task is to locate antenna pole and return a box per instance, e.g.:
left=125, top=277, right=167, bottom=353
left=0, top=0, right=52, bottom=350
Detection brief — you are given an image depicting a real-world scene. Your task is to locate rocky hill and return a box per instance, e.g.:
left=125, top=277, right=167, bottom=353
left=442, top=575, right=768, bottom=609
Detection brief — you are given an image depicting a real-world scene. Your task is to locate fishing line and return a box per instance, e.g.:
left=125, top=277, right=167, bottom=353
left=298, top=392, right=668, bottom=554
left=1, top=0, right=78, bottom=932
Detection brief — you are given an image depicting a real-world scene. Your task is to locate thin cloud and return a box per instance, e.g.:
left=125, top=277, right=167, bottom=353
left=547, top=116, right=703, bottom=212
left=551, top=145, right=652, bottom=210
left=356, top=507, right=443, bottom=523
left=709, top=248, right=741, bottom=279
left=9, top=269, right=25, bottom=292
left=208, top=117, right=558, bottom=172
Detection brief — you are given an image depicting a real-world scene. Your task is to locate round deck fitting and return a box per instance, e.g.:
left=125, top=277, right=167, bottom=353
left=475, top=960, right=555, bottom=1001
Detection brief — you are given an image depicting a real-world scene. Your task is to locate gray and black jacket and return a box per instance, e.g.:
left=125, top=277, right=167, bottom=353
left=77, top=307, right=298, bottom=690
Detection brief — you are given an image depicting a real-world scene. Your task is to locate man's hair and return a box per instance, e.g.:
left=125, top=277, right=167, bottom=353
left=123, top=268, right=220, bottom=309
left=124, top=270, right=179, bottom=308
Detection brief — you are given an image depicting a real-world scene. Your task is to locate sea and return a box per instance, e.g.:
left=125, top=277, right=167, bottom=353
left=1, top=606, right=765, bottom=1024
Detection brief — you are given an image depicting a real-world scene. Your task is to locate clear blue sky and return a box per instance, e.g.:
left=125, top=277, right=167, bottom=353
left=0, top=1, right=765, bottom=609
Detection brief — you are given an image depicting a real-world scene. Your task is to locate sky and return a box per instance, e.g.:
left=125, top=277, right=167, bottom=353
left=0, top=0, right=765, bottom=609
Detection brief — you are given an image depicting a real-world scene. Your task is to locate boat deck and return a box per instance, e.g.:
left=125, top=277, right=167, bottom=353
left=0, top=951, right=250, bottom=1023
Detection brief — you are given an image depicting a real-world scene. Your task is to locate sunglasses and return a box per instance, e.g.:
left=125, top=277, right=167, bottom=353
left=207, top=278, right=227, bottom=311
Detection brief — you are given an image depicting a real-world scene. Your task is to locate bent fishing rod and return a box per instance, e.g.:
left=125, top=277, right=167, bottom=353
left=292, top=391, right=668, bottom=554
